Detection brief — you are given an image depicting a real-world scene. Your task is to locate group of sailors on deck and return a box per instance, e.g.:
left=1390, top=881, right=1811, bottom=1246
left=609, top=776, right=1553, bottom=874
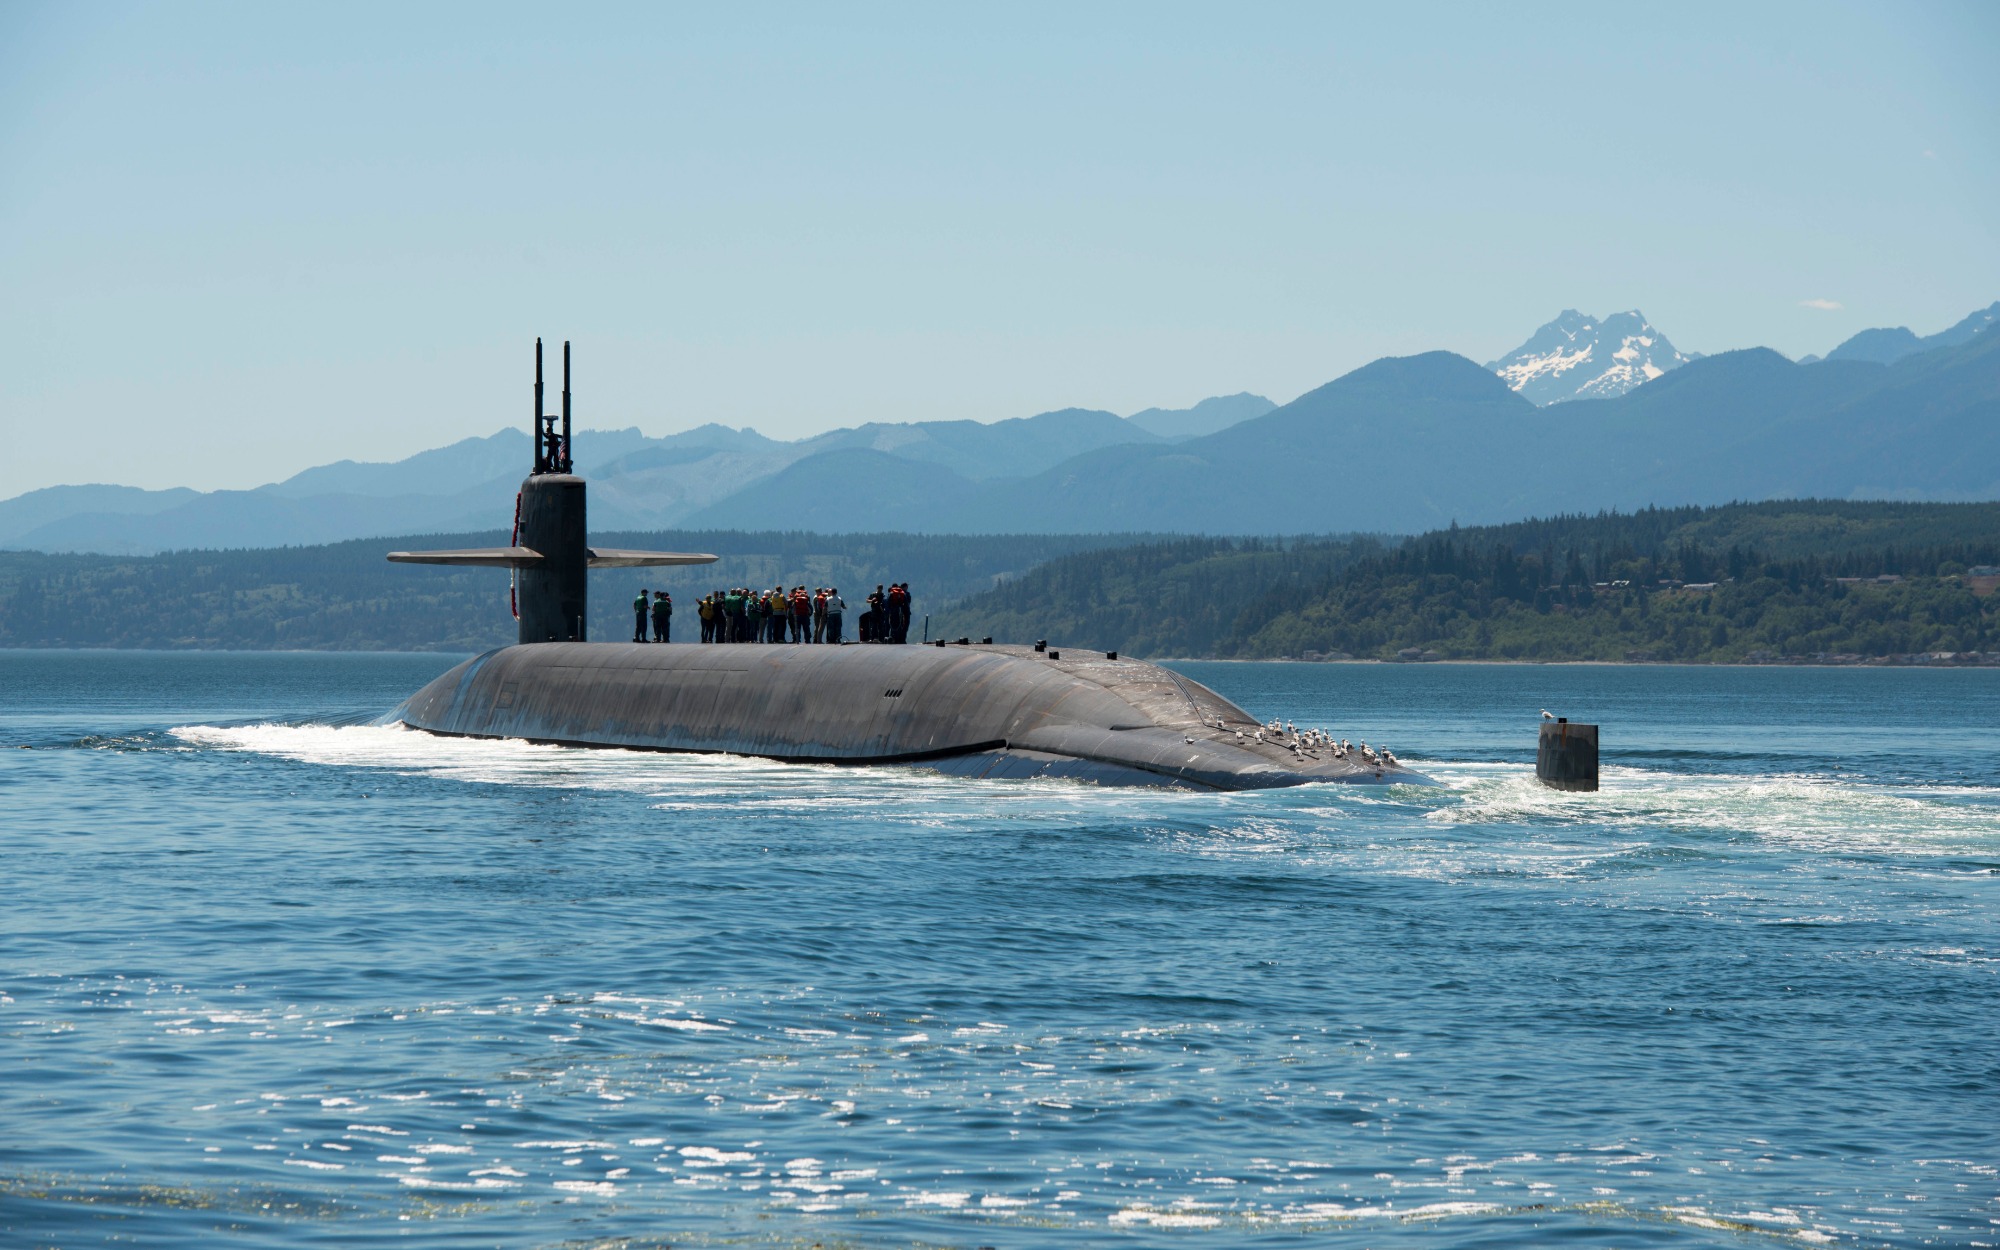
left=633, top=582, right=914, bottom=645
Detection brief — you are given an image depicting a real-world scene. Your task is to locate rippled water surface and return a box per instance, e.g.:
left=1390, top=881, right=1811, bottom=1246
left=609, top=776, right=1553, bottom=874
left=3, top=651, right=1996, bottom=1248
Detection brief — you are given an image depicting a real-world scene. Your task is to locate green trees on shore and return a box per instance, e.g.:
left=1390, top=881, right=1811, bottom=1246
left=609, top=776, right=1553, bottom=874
left=3, top=501, right=1996, bottom=661
left=941, top=501, right=2000, bottom=661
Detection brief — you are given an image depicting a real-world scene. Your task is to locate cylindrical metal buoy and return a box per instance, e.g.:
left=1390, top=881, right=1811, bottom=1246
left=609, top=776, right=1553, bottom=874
left=1536, top=717, right=1599, bottom=791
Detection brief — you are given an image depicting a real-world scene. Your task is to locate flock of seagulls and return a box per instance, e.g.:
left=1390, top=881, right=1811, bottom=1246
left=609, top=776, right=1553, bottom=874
left=1230, top=719, right=1398, bottom=769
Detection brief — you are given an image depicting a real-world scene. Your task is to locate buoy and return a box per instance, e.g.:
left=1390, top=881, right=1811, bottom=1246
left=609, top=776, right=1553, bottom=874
left=1536, top=716, right=1599, bottom=791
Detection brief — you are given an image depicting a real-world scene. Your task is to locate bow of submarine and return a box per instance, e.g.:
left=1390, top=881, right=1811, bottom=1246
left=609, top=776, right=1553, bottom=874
left=388, top=642, right=1429, bottom=791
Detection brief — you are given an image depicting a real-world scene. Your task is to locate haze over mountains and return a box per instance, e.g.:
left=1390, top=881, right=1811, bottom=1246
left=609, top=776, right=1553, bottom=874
left=0, top=400, right=1234, bottom=554
left=6, top=303, right=1994, bottom=553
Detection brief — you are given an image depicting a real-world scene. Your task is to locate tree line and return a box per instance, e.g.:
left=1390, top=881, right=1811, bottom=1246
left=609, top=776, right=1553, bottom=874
left=940, top=501, right=2000, bottom=661
left=6, top=501, right=1996, bottom=660
left=0, top=529, right=1162, bottom=651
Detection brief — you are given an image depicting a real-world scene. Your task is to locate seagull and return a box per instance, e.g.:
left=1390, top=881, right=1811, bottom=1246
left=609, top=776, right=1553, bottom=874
left=1541, top=709, right=1556, bottom=720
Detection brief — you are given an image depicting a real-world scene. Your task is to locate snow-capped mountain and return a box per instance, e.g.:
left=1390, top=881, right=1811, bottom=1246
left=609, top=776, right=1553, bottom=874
left=1486, top=310, right=1693, bottom=405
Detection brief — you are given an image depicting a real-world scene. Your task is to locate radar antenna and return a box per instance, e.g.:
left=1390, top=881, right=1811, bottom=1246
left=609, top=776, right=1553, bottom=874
left=532, top=338, right=573, bottom=475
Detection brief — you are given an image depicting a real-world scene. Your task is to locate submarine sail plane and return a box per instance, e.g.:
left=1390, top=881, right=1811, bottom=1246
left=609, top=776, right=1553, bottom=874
left=388, top=342, right=1425, bottom=790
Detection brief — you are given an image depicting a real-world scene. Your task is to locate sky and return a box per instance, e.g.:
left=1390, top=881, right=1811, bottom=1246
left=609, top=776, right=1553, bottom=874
left=2, top=1, right=1996, bottom=495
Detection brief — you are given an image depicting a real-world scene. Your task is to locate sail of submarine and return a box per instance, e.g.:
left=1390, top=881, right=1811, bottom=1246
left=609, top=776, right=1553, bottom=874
left=386, top=341, right=1427, bottom=790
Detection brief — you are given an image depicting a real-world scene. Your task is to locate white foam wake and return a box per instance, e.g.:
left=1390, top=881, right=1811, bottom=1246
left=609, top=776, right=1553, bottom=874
left=1419, top=760, right=2000, bottom=856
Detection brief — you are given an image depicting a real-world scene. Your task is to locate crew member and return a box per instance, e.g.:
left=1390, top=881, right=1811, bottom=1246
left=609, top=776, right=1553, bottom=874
left=791, top=585, right=811, bottom=643
left=889, top=582, right=911, bottom=644
left=824, top=587, right=845, bottom=643
left=652, top=590, right=672, bottom=643
left=633, top=588, right=650, bottom=642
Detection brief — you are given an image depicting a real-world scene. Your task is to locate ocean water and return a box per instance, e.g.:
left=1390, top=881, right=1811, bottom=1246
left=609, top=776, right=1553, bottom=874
left=2, top=650, right=1996, bottom=1248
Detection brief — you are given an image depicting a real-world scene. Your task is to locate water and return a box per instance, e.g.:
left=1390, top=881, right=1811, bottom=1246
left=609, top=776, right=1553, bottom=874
left=3, top=651, right=1996, bottom=1248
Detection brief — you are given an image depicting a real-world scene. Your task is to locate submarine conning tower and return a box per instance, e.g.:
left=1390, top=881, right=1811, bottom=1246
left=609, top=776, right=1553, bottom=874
left=518, top=338, right=587, bottom=643
left=387, top=338, right=719, bottom=641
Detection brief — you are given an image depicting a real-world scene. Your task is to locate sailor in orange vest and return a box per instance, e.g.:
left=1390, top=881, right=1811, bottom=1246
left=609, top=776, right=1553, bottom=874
left=888, top=582, right=911, bottom=643
left=790, top=586, right=811, bottom=643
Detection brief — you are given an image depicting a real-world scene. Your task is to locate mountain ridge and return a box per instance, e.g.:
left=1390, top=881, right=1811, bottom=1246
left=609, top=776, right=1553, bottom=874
left=8, top=300, right=1998, bottom=552
left=1485, top=309, right=1695, bottom=405
left=1823, top=299, right=1998, bottom=365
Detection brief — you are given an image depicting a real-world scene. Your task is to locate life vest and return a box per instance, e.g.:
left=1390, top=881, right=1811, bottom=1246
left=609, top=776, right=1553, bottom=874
left=634, top=594, right=647, bottom=612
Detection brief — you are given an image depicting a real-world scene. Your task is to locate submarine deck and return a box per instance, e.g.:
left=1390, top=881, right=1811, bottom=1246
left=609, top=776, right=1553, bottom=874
left=393, top=641, right=1422, bottom=790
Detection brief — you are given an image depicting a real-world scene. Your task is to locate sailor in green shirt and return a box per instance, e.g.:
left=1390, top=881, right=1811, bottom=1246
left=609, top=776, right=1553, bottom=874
left=633, top=589, right=650, bottom=643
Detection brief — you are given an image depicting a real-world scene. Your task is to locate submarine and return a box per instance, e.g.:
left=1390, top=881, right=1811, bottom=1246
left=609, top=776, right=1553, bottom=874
left=386, top=341, right=1426, bottom=791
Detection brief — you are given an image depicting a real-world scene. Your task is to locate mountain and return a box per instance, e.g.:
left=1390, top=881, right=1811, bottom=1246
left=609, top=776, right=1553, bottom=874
left=10, top=481, right=519, bottom=556
left=930, top=352, right=1550, bottom=534
left=792, top=408, right=1163, bottom=479
left=680, top=330, right=2000, bottom=537
left=0, top=484, right=200, bottom=547
left=681, top=448, right=976, bottom=533
left=263, top=430, right=535, bottom=500
left=1823, top=299, right=1999, bottom=365
left=9, top=322, right=1999, bottom=551
left=1486, top=309, right=1694, bottom=405
left=1126, top=393, right=1275, bottom=439
left=2, top=406, right=1171, bottom=554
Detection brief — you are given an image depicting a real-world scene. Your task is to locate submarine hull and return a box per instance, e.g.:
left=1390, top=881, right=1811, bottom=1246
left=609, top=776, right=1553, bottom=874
left=392, top=642, right=1424, bottom=791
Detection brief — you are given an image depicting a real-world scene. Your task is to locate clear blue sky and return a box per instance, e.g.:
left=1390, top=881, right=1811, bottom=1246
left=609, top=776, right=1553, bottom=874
left=3, top=1, right=1995, bottom=494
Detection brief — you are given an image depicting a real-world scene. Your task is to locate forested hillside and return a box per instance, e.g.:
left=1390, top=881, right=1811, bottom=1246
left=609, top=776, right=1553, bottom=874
left=7, top=502, right=1996, bottom=661
left=941, top=501, right=2000, bottom=662
left=0, top=530, right=1153, bottom=651
left=930, top=536, right=1391, bottom=656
